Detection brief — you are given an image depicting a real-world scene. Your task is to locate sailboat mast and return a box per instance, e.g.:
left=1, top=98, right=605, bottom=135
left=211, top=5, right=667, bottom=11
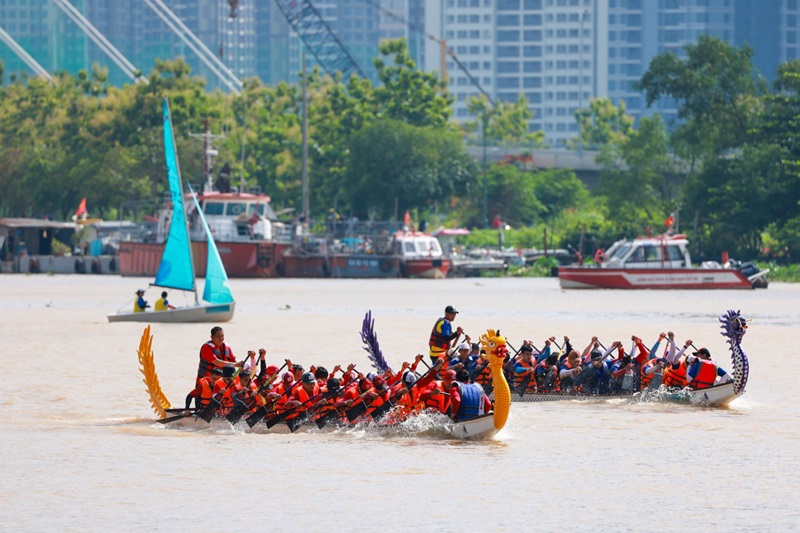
left=166, top=99, right=199, bottom=304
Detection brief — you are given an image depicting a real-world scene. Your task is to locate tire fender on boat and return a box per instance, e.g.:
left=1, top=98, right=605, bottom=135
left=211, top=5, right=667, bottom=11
left=322, top=258, right=331, bottom=278
left=90, top=258, right=101, bottom=274
left=28, top=257, right=40, bottom=274
left=74, top=258, right=86, bottom=274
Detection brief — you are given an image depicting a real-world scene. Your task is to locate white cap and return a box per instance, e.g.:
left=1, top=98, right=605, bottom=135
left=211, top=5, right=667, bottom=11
left=457, top=342, right=470, bottom=351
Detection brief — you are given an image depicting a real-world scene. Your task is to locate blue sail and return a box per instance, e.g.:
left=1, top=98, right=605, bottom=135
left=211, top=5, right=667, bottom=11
left=189, top=184, right=234, bottom=304
left=153, top=99, right=195, bottom=292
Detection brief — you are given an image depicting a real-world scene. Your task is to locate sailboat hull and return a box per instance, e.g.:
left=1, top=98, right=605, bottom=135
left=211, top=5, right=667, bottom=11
left=107, top=302, right=235, bottom=323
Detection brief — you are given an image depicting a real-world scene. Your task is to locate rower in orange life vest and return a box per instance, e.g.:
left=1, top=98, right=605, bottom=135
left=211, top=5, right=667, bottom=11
left=661, top=331, right=694, bottom=388
left=211, top=365, right=238, bottom=416
left=429, top=305, right=463, bottom=365
left=196, top=326, right=244, bottom=386
left=449, top=369, right=492, bottom=421
left=419, top=369, right=457, bottom=415
left=513, top=344, right=538, bottom=394
left=685, top=347, right=732, bottom=389
left=184, top=366, right=224, bottom=411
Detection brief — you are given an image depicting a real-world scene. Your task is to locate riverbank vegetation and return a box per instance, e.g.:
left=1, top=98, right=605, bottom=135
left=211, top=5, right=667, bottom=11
left=0, top=37, right=798, bottom=266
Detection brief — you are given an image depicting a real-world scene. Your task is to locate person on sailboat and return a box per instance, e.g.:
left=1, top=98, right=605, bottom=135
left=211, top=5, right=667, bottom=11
left=133, top=289, right=149, bottom=313
left=196, top=326, right=243, bottom=385
left=155, top=291, right=176, bottom=311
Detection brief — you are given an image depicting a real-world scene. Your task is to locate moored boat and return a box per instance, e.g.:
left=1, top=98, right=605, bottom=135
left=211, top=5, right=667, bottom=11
left=393, top=231, right=451, bottom=278
left=559, top=233, right=768, bottom=289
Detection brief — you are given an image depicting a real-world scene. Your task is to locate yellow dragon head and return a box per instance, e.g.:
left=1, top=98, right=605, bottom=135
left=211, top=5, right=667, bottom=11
left=479, top=329, right=511, bottom=431
left=479, top=328, right=508, bottom=369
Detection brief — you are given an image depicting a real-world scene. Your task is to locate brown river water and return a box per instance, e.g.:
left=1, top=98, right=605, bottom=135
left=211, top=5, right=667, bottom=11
left=1, top=275, right=798, bottom=532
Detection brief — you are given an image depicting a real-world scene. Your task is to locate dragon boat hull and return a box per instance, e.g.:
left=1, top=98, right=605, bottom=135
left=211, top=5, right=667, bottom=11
left=507, top=381, right=741, bottom=407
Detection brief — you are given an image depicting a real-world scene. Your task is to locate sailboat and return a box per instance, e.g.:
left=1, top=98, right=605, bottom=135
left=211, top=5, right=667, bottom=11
left=108, top=99, right=235, bottom=323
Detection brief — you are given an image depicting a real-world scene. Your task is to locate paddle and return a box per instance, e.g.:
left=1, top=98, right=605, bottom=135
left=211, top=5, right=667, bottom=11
left=157, top=411, right=198, bottom=425
left=508, top=340, right=537, bottom=398
left=344, top=388, right=381, bottom=423
left=284, top=387, right=344, bottom=432
left=265, top=386, right=329, bottom=429
left=245, top=373, right=297, bottom=428
left=225, top=360, right=285, bottom=425
left=366, top=388, right=410, bottom=422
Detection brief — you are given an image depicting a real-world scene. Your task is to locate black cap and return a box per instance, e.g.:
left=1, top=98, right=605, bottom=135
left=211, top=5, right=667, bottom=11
left=301, top=372, right=316, bottom=384
left=445, top=305, right=459, bottom=314
left=326, top=378, right=340, bottom=392
left=692, top=347, right=711, bottom=358
left=590, top=350, right=603, bottom=361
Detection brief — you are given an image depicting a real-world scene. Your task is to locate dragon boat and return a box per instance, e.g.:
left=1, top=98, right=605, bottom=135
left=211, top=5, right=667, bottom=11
left=136, top=318, right=511, bottom=440
left=505, top=310, right=749, bottom=407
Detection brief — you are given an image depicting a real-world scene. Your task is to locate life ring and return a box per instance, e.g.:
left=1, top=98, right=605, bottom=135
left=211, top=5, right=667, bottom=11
left=322, top=258, right=331, bottom=278
left=379, top=258, right=393, bottom=273
left=74, top=258, right=86, bottom=274
left=28, top=257, right=40, bottom=274
left=108, top=258, right=117, bottom=272
left=90, top=258, right=101, bottom=274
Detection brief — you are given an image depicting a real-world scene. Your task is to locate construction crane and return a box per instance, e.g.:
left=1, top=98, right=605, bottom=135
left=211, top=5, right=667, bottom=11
left=273, top=0, right=367, bottom=80
left=364, top=0, right=492, bottom=105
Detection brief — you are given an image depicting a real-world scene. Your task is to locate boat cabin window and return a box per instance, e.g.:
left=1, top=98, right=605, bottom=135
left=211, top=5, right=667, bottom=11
left=204, top=202, right=225, bottom=216
left=628, top=246, right=645, bottom=263
left=225, top=202, right=248, bottom=216
left=643, top=245, right=663, bottom=262
left=248, top=204, right=265, bottom=216
left=667, top=245, right=683, bottom=262
left=403, top=242, right=416, bottom=253
left=609, top=243, right=631, bottom=260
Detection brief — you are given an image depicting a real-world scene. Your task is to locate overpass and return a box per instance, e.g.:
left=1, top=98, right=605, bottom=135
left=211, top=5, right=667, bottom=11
left=465, top=145, right=604, bottom=187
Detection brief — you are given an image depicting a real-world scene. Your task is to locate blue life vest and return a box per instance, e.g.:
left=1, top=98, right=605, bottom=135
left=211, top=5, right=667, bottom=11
left=456, top=382, right=485, bottom=421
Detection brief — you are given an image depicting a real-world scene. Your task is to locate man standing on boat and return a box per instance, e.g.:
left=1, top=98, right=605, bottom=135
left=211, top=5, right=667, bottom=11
left=196, top=326, right=243, bottom=385
left=429, top=305, right=463, bottom=365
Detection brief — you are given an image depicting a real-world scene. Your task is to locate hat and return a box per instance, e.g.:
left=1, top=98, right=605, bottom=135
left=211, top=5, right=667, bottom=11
left=222, top=366, right=236, bottom=378
left=457, top=342, right=470, bottom=351
left=326, top=378, right=341, bottom=392
left=692, top=347, right=711, bottom=358
left=445, top=305, right=459, bottom=314
left=403, top=371, right=417, bottom=386
left=282, top=372, right=294, bottom=383
left=590, top=350, right=604, bottom=361
left=373, top=376, right=386, bottom=390
left=136, top=289, right=145, bottom=294
left=301, top=372, right=316, bottom=384
left=366, top=372, right=377, bottom=381
left=443, top=369, right=457, bottom=381
left=265, top=365, right=279, bottom=375
left=211, top=367, right=224, bottom=375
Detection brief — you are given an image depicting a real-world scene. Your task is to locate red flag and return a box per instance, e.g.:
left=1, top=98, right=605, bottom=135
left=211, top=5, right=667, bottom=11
left=403, top=210, right=411, bottom=227
left=664, top=214, right=674, bottom=227
left=75, top=197, right=87, bottom=217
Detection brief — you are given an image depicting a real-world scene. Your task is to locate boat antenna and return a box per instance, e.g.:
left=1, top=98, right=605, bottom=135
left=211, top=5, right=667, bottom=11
left=189, top=120, right=225, bottom=193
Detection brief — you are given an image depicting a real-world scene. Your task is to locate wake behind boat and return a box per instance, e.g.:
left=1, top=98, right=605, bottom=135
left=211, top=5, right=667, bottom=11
left=108, top=100, right=235, bottom=323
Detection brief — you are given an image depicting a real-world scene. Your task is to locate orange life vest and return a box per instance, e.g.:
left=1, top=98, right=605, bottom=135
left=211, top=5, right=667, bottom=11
left=662, top=361, right=687, bottom=388
left=514, top=359, right=538, bottom=393
left=639, top=358, right=660, bottom=390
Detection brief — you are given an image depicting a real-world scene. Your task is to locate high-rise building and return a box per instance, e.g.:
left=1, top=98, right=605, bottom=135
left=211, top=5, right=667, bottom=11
left=425, top=0, right=598, bottom=146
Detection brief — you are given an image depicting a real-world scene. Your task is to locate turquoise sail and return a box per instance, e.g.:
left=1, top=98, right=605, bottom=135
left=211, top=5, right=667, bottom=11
left=189, top=184, right=234, bottom=304
left=154, top=99, right=195, bottom=292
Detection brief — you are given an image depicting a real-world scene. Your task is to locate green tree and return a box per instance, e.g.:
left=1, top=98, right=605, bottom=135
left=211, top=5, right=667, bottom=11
left=345, top=119, right=476, bottom=218
left=570, top=97, right=634, bottom=149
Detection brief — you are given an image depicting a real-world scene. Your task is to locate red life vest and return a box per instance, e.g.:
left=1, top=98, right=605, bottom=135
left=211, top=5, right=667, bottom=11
left=197, top=341, right=233, bottom=379
left=688, top=360, right=717, bottom=389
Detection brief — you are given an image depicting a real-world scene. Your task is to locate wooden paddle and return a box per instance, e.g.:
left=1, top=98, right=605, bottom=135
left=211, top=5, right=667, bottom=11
left=245, top=375, right=298, bottom=428
left=284, top=387, right=344, bottom=432
left=226, top=361, right=286, bottom=425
